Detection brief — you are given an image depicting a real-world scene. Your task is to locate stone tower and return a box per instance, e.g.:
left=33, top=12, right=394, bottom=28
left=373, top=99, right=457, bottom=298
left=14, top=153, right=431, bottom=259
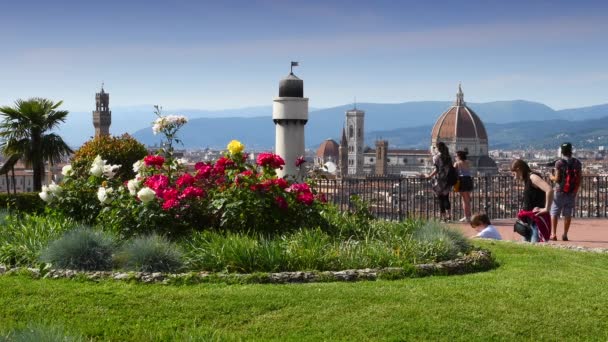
left=345, top=107, right=365, bottom=175
left=93, top=84, right=111, bottom=137
left=272, top=64, right=308, bottom=179
left=338, top=128, right=348, bottom=178
left=375, top=140, right=388, bottom=175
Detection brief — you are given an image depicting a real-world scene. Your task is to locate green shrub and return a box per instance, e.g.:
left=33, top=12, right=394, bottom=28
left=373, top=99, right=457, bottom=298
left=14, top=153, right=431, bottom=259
left=0, top=193, right=45, bottom=213
left=181, top=217, right=471, bottom=273
left=70, top=134, right=147, bottom=182
left=412, top=220, right=472, bottom=262
left=0, top=212, right=76, bottom=267
left=41, top=227, right=114, bottom=271
left=116, top=234, right=183, bottom=273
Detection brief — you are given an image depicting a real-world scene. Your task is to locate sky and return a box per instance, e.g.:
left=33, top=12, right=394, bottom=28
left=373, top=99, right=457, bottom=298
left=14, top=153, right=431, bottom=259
left=1, top=0, right=607, bottom=112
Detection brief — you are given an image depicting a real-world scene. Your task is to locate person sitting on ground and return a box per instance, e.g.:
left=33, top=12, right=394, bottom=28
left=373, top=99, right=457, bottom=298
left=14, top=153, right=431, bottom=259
left=471, top=213, right=502, bottom=240
left=511, top=159, right=553, bottom=242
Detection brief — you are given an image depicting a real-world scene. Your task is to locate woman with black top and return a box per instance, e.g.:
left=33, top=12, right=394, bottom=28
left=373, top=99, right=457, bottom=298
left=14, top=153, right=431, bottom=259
left=454, top=150, right=473, bottom=222
left=425, top=142, right=453, bottom=222
left=511, top=159, right=553, bottom=242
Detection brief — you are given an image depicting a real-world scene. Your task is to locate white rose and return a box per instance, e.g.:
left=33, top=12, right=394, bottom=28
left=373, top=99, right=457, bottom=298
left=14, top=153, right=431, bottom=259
left=127, top=179, right=141, bottom=196
left=103, top=164, right=121, bottom=179
left=137, top=187, right=156, bottom=204
left=132, top=160, right=143, bottom=173
left=90, top=155, right=106, bottom=177
left=90, top=164, right=104, bottom=177
left=48, top=182, right=62, bottom=195
left=61, top=165, right=73, bottom=176
left=39, top=191, right=53, bottom=203
left=97, top=187, right=113, bottom=204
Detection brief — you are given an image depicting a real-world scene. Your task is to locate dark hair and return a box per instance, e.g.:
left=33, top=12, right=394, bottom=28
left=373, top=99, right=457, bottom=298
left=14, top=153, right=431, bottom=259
left=436, top=142, right=452, bottom=165
left=561, top=142, right=572, bottom=157
left=470, top=213, right=491, bottom=227
left=510, top=159, right=532, bottom=183
left=456, top=150, right=468, bottom=161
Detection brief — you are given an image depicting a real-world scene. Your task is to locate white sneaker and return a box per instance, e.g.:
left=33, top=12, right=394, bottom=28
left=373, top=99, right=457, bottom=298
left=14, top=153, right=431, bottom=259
left=459, top=217, right=467, bottom=222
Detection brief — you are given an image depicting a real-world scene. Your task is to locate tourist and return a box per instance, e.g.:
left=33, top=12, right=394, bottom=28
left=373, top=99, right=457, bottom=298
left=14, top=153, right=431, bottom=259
left=471, top=213, right=502, bottom=240
left=454, top=150, right=473, bottom=222
left=511, top=159, right=553, bottom=242
left=549, top=142, right=582, bottom=241
left=425, top=142, right=453, bottom=222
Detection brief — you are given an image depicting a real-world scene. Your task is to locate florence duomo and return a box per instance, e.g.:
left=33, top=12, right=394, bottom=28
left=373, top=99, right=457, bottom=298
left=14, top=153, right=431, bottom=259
left=316, top=84, right=498, bottom=177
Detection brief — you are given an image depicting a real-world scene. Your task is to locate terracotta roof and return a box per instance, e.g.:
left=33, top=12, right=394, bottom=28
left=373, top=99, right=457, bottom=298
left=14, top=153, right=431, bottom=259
left=316, top=139, right=339, bottom=158
left=431, top=105, right=488, bottom=140
left=431, top=85, right=488, bottom=141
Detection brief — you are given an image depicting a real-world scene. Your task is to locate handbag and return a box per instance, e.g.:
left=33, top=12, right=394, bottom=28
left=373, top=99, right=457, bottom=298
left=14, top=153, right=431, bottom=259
left=513, top=219, right=532, bottom=241
left=453, top=178, right=461, bottom=192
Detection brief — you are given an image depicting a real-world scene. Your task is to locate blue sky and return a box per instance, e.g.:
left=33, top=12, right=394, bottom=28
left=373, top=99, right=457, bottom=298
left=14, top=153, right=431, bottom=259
left=1, top=0, right=607, bottom=112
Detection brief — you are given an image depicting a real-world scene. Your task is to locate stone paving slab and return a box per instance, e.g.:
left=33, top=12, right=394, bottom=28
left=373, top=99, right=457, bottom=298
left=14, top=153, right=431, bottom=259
left=452, top=218, right=608, bottom=249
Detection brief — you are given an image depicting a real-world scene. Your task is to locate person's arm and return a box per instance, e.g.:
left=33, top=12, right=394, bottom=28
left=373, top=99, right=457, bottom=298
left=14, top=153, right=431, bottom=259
left=574, top=161, right=582, bottom=193
left=425, top=156, right=438, bottom=179
left=550, top=160, right=561, bottom=183
left=530, top=173, right=553, bottom=215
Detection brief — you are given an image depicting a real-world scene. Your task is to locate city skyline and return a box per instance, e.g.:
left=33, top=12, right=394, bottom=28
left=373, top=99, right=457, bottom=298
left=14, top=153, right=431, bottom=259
left=1, top=0, right=607, bottom=112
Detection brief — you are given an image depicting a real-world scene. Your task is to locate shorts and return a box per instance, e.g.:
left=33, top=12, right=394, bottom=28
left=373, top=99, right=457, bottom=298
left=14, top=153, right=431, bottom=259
left=457, top=176, right=473, bottom=192
left=550, top=191, right=576, bottom=217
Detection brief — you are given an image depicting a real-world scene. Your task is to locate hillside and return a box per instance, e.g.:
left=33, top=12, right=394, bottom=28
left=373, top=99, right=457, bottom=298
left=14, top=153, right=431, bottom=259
left=52, top=100, right=608, bottom=150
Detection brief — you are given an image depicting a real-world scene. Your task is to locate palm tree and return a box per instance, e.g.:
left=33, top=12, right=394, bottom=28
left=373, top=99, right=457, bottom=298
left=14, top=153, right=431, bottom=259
left=0, top=98, right=73, bottom=192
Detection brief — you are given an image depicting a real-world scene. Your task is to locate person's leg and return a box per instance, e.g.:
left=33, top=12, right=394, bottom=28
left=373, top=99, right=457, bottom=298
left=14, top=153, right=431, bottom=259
left=463, top=192, right=471, bottom=220
left=445, top=194, right=452, bottom=221
left=550, top=192, right=563, bottom=240
left=551, top=216, right=559, bottom=240
left=563, top=216, right=572, bottom=240
left=437, top=195, right=446, bottom=220
left=562, top=193, right=575, bottom=240
left=439, top=194, right=450, bottom=221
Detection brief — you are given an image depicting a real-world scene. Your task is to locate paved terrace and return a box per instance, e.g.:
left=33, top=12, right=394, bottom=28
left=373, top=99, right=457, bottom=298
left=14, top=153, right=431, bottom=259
left=452, top=218, right=608, bottom=249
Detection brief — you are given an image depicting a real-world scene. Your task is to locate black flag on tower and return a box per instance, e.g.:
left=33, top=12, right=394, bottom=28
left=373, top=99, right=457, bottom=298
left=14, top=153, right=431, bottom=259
left=290, top=61, right=299, bottom=73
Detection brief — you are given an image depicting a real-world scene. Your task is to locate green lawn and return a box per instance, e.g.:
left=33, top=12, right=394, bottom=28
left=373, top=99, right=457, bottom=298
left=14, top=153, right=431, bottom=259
left=1, top=241, right=608, bottom=341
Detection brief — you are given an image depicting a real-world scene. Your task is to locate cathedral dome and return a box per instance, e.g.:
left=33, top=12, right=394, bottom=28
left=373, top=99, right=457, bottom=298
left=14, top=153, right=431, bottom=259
left=316, top=139, right=339, bottom=159
left=279, top=73, right=304, bottom=98
left=431, top=84, right=488, bottom=141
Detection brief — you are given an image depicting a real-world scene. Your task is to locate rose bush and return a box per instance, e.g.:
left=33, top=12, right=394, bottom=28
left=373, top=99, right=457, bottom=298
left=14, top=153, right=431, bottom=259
left=42, top=109, right=328, bottom=238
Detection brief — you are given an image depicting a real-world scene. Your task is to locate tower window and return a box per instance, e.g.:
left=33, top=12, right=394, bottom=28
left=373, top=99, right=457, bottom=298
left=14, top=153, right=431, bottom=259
left=349, top=126, right=354, bottom=138
left=403, top=158, right=407, bottom=163
left=358, top=128, right=361, bottom=138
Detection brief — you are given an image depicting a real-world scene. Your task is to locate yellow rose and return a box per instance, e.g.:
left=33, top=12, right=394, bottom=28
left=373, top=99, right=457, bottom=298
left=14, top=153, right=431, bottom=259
left=227, top=140, right=245, bottom=155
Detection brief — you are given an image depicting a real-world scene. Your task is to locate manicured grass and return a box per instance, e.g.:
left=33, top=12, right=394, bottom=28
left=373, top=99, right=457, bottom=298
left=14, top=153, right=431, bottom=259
left=1, top=241, right=608, bottom=340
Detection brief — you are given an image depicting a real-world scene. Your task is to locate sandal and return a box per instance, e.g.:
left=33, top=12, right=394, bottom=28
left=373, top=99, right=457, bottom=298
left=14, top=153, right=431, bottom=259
left=550, top=235, right=557, bottom=241
left=562, top=235, right=569, bottom=241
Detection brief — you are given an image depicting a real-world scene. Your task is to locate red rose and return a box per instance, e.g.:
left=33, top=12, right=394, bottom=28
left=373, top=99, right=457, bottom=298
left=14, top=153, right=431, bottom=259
left=275, top=196, right=288, bottom=210
left=176, top=173, right=195, bottom=189
left=144, top=155, right=165, bottom=167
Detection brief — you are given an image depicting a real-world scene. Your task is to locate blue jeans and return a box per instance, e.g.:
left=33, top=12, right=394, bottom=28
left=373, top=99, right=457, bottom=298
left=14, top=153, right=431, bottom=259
left=524, top=223, right=540, bottom=243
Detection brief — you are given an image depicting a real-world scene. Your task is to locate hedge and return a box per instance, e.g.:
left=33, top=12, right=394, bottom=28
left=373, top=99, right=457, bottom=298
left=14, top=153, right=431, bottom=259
left=0, top=193, right=46, bottom=213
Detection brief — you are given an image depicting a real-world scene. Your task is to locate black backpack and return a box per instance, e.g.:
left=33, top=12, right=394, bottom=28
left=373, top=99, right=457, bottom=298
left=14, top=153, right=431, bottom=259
left=561, top=159, right=579, bottom=194
left=514, top=219, right=532, bottom=241
left=446, top=164, right=458, bottom=187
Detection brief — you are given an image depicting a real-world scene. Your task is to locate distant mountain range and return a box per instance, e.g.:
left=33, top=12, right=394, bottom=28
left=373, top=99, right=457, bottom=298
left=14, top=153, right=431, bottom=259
left=55, top=101, right=608, bottom=150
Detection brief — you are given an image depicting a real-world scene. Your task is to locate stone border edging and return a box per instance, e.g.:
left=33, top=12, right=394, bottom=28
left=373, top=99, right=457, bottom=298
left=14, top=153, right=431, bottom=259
left=0, top=249, right=495, bottom=285
left=486, top=239, right=608, bottom=254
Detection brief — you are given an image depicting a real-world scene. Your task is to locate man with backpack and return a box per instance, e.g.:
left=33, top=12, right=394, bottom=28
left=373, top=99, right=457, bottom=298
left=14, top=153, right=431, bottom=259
left=549, top=142, right=582, bottom=241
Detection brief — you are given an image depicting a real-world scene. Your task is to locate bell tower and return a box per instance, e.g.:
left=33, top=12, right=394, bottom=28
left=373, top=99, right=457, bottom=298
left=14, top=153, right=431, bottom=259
left=93, top=83, right=111, bottom=137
